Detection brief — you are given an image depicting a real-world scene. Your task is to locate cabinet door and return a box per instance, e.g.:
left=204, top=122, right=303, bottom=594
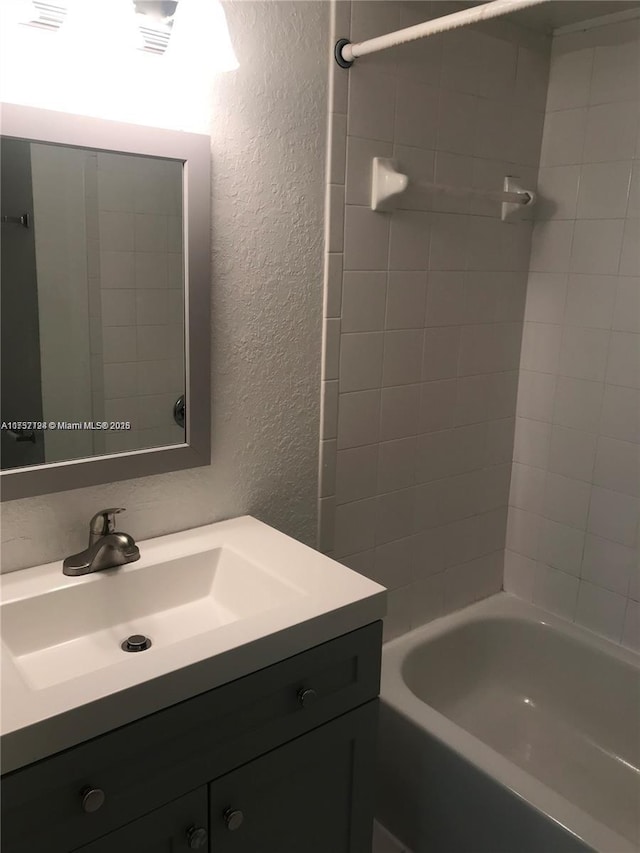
left=73, top=787, right=208, bottom=853
left=209, top=700, right=378, bottom=853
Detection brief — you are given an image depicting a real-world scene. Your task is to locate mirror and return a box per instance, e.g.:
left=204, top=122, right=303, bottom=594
left=0, top=104, right=211, bottom=500
left=1, top=140, right=186, bottom=469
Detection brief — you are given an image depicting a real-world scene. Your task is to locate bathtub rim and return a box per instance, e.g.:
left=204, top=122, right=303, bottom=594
left=381, top=592, right=640, bottom=853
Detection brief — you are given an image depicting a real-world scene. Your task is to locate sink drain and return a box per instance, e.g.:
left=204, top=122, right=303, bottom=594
left=121, top=634, right=152, bottom=653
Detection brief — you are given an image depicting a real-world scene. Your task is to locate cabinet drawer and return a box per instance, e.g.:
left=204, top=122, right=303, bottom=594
left=2, top=621, right=382, bottom=853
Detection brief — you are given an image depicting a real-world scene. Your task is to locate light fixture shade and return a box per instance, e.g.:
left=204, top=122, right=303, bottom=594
left=166, top=0, right=238, bottom=73
left=0, top=0, right=67, bottom=30
left=61, top=0, right=139, bottom=56
left=0, top=0, right=227, bottom=130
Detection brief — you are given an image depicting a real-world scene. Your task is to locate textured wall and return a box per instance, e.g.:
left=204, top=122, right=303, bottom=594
left=505, top=16, right=640, bottom=649
left=0, top=1, right=329, bottom=572
left=319, top=0, right=550, bottom=641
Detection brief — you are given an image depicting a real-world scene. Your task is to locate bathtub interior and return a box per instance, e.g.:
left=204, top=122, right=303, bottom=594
left=400, top=616, right=640, bottom=846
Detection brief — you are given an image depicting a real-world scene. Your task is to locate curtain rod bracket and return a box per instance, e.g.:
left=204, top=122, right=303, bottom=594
left=334, top=38, right=353, bottom=69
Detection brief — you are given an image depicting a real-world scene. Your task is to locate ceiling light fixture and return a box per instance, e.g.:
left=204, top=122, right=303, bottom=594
left=0, top=0, right=237, bottom=129
left=20, top=1, right=67, bottom=30
left=165, top=0, right=238, bottom=72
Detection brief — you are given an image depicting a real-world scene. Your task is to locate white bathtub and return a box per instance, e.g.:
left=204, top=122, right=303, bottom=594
left=377, top=593, right=640, bottom=853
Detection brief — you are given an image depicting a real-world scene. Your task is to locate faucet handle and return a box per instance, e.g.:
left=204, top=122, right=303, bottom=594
left=89, top=508, right=126, bottom=545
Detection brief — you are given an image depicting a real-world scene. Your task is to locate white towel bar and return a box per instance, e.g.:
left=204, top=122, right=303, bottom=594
left=370, top=158, right=536, bottom=222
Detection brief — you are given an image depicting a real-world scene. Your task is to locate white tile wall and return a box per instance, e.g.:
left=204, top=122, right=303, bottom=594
left=342, top=272, right=387, bottom=331
left=319, top=0, right=550, bottom=641
left=507, top=18, right=640, bottom=649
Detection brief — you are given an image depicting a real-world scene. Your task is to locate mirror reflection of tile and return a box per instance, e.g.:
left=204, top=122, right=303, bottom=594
left=2, top=144, right=186, bottom=466
left=94, top=152, right=185, bottom=455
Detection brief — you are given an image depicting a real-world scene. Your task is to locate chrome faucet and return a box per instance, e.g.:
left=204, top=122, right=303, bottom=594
left=62, top=508, right=140, bottom=577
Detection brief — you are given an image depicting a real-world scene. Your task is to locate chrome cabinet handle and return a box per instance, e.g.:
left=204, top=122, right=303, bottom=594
left=297, top=687, right=317, bottom=708
left=186, top=825, right=208, bottom=849
left=80, top=787, right=105, bottom=813
left=224, top=808, right=244, bottom=831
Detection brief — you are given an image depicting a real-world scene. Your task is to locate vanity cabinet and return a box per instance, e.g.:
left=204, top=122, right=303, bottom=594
left=2, top=622, right=382, bottom=853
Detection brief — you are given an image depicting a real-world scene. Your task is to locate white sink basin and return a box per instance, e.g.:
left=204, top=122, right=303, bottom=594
left=2, top=547, right=303, bottom=690
left=1, top=516, right=385, bottom=774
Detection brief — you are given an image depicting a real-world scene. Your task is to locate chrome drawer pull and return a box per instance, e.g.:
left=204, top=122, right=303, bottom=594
left=297, top=687, right=318, bottom=708
left=186, top=825, right=208, bottom=849
left=80, top=787, right=105, bottom=813
left=224, top=808, right=244, bottom=831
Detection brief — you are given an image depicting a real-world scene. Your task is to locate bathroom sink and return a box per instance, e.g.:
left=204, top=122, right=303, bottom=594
left=1, top=516, right=385, bottom=773
left=1, top=546, right=303, bottom=690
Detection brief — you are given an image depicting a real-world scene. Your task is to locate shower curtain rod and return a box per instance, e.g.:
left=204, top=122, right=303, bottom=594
left=335, top=0, right=551, bottom=67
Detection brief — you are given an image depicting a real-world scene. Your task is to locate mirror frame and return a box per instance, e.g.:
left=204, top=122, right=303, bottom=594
left=0, top=103, right=211, bottom=501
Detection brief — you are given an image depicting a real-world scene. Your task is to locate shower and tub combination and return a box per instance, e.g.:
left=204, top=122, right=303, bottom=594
left=377, top=593, right=640, bottom=853
left=323, top=0, right=640, bottom=850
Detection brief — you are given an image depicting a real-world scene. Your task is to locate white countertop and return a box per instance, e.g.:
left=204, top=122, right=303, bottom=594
left=1, top=516, right=385, bottom=773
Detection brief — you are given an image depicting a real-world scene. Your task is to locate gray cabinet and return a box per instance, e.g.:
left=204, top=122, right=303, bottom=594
left=2, top=623, right=382, bottom=853
left=73, top=788, right=209, bottom=853
left=209, top=702, right=378, bottom=853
